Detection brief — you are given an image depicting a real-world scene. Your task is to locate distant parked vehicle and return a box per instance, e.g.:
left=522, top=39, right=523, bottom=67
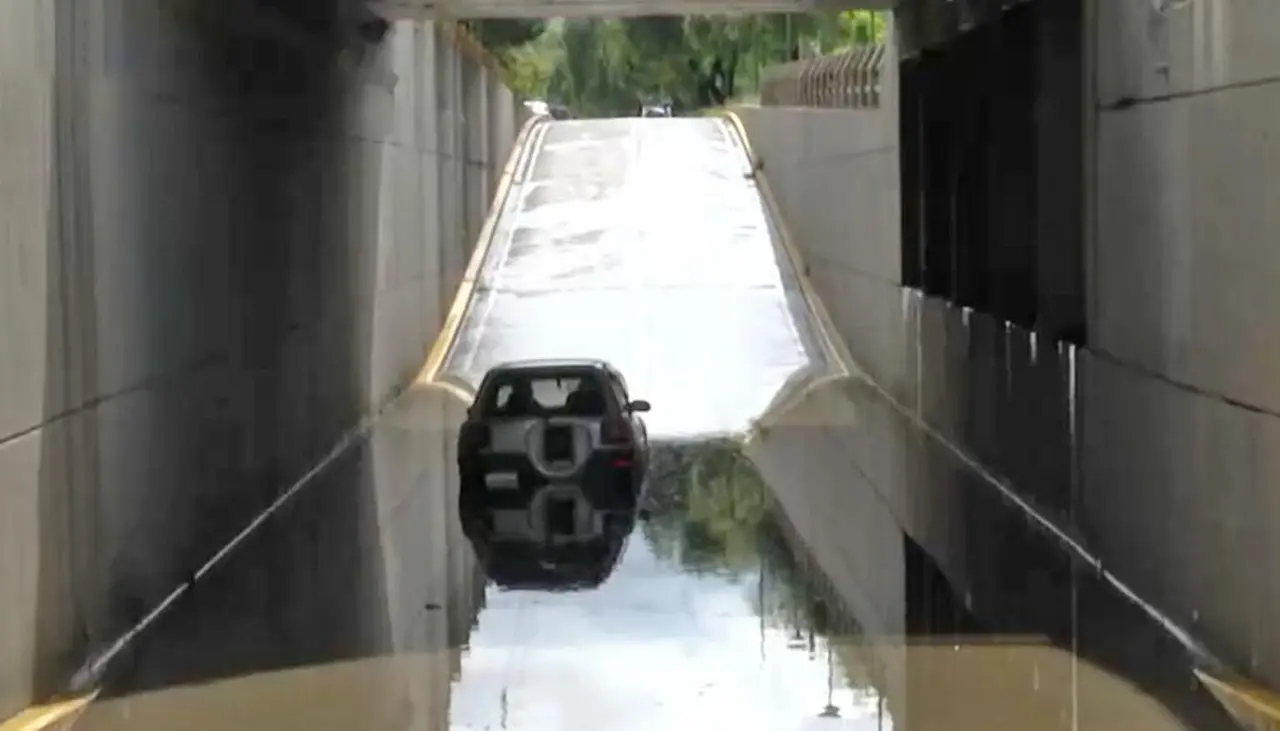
left=637, top=103, right=672, bottom=118
left=523, top=99, right=573, bottom=120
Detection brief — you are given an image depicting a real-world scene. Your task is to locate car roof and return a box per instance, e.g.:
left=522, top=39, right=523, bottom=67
left=488, top=357, right=617, bottom=373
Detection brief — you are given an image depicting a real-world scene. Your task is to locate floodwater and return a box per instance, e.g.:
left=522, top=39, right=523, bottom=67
left=64, top=378, right=1240, bottom=731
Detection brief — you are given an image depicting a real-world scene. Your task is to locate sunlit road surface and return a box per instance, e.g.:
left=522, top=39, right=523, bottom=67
left=62, top=379, right=1245, bottom=731
left=438, top=117, right=832, bottom=440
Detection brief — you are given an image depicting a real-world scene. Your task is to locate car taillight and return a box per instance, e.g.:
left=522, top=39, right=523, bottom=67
left=602, top=417, right=633, bottom=447
left=459, top=421, right=490, bottom=454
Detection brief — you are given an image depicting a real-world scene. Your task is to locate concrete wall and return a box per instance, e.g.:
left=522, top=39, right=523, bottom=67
left=0, top=0, right=521, bottom=716
left=737, top=0, right=1280, bottom=688
left=731, top=15, right=914, bottom=412
left=736, top=8, right=1074, bottom=661
left=1083, top=0, right=1280, bottom=686
left=731, top=33, right=905, bottom=403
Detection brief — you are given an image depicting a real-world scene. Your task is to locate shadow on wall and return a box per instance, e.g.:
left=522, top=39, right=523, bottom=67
left=0, top=0, right=513, bottom=715
left=67, top=384, right=481, bottom=726
left=29, top=0, right=380, bottom=700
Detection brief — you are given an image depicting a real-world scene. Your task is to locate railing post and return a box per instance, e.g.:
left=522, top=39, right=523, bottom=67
left=756, top=42, right=886, bottom=111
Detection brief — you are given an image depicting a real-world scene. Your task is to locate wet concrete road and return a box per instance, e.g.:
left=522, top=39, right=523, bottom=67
left=64, top=382, right=1245, bottom=731
left=438, top=118, right=832, bottom=439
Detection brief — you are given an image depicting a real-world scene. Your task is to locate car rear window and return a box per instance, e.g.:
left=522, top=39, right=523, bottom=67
left=480, top=370, right=610, bottom=418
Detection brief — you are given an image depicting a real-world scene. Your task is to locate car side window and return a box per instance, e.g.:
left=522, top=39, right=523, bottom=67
left=607, top=373, right=629, bottom=409
left=493, top=385, right=513, bottom=409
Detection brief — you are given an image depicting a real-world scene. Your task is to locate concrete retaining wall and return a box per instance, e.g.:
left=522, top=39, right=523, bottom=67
left=730, top=100, right=906, bottom=402
left=0, top=0, right=521, bottom=715
left=737, top=0, right=1280, bottom=688
left=1082, top=0, right=1280, bottom=686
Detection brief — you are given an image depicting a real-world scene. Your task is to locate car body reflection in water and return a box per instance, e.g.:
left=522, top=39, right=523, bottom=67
left=458, top=479, right=637, bottom=591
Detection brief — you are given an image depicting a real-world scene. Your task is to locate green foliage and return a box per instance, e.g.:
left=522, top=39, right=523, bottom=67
left=467, top=19, right=548, bottom=52
left=475, top=12, right=888, bottom=115
left=639, top=441, right=888, bottom=696
left=496, top=25, right=563, bottom=98
left=642, top=441, right=768, bottom=575
left=840, top=10, right=889, bottom=47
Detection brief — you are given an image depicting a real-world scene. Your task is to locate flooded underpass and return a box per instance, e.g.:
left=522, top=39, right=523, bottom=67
left=49, top=117, right=1251, bottom=730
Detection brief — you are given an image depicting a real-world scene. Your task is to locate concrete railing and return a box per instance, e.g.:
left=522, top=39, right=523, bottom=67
left=759, top=44, right=887, bottom=109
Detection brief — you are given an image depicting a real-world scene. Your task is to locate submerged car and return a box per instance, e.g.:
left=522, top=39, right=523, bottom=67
left=456, top=359, right=650, bottom=590
left=457, top=358, right=651, bottom=508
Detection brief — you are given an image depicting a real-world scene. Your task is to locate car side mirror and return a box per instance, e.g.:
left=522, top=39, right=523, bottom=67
left=628, top=399, right=651, bottom=413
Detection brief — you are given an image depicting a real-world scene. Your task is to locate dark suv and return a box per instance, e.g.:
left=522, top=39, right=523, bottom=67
left=456, top=359, right=651, bottom=510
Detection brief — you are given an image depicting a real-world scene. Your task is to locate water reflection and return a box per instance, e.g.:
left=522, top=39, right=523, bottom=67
left=816, top=276, right=1280, bottom=693
left=54, top=376, right=1247, bottom=730
left=748, top=373, right=1243, bottom=731
left=454, top=439, right=895, bottom=731
left=642, top=441, right=771, bottom=575
left=459, top=479, right=636, bottom=591
left=69, top=386, right=480, bottom=730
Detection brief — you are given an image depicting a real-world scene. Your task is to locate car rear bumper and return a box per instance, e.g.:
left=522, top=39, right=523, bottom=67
left=459, top=451, right=642, bottom=510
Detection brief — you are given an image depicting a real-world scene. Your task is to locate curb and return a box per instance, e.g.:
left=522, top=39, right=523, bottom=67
left=417, top=113, right=549, bottom=391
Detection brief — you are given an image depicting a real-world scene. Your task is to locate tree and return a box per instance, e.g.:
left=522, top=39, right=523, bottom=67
left=546, top=19, right=641, bottom=116
left=466, top=19, right=547, bottom=53
left=842, top=10, right=888, bottom=46
left=504, top=41, right=559, bottom=98
left=472, top=12, right=888, bottom=114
